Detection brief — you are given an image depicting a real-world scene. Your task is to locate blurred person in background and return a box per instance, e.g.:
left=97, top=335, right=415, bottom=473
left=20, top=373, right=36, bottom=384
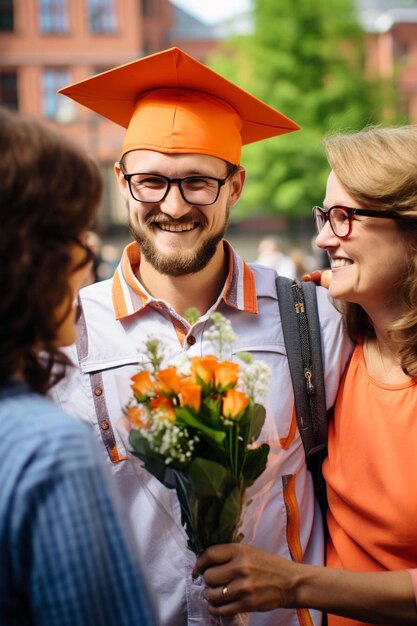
left=196, top=125, right=417, bottom=626
left=97, top=241, right=121, bottom=280
left=311, top=234, right=331, bottom=271
left=0, top=107, right=157, bottom=626
left=288, top=246, right=315, bottom=279
left=82, top=229, right=102, bottom=286
left=255, top=235, right=296, bottom=278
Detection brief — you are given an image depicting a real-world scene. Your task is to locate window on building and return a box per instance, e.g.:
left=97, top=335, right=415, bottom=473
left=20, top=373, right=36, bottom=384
left=42, top=68, right=70, bottom=119
left=0, top=0, right=14, bottom=31
left=88, top=0, right=116, bottom=33
left=0, top=71, right=18, bottom=109
left=39, top=0, right=68, bottom=33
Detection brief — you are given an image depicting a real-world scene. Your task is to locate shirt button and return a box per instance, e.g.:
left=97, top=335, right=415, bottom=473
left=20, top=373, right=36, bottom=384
left=94, top=386, right=103, bottom=396
left=187, top=335, right=196, bottom=345
left=100, top=420, right=110, bottom=431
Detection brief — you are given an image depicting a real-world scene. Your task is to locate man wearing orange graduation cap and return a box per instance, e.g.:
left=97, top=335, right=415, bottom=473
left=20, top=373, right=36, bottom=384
left=53, top=48, right=351, bottom=626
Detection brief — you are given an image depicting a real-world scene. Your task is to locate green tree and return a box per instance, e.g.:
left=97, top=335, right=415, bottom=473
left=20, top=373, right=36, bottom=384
left=210, top=0, right=402, bottom=219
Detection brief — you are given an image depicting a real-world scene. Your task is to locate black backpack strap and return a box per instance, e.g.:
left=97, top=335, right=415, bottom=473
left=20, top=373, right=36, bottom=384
left=276, top=275, right=328, bottom=515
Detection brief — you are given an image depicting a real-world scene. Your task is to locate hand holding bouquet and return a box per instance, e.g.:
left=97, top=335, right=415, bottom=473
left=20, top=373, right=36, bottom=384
left=124, top=312, right=271, bottom=555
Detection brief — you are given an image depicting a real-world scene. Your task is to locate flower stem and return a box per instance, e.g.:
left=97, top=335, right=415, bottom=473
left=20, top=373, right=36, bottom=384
left=234, top=423, right=239, bottom=479
left=227, top=426, right=234, bottom=475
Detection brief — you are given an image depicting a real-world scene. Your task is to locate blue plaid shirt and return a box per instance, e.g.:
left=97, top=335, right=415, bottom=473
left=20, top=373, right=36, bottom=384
left=0, top=380, right=156, bottom=626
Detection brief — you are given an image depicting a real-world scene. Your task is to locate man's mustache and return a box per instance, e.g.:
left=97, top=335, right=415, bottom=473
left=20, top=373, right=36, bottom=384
left=146, top=212, right=207, bottom=227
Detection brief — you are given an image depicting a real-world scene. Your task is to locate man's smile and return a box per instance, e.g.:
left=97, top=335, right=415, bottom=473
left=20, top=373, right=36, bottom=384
left=156, top=221, right=199, bottom=232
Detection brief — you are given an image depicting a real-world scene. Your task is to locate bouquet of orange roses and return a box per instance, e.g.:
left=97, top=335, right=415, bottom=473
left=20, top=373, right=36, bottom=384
left=124, top=312, right=270, bottom=555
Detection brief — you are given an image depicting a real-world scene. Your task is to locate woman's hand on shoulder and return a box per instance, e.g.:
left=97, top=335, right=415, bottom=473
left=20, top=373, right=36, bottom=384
left=302, top=269, right=332, bottom=289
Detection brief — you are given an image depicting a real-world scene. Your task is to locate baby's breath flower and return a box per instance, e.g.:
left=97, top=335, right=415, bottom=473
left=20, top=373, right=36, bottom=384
left=238, top=359, right=271, bottom=403
left=140, top=421, right=199, bottom=468
left=205, top=312, right=237, bottom=359
left=184, top=307, right=201, bottom=325
left=169, top=353, right=192, bottom=378
left=143, top=337, right=165, bottom=372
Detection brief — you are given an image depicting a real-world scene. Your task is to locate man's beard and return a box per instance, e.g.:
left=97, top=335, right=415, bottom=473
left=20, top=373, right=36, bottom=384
left=128, top=209, right=230, bottom=277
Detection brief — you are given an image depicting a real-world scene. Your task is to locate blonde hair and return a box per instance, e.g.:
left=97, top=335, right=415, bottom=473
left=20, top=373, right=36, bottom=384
left=324, top=125, right=417, bottom=376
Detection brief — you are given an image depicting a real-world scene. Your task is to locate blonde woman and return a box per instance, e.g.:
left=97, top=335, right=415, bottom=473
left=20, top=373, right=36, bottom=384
left=197, top=126, right=417, bottom=626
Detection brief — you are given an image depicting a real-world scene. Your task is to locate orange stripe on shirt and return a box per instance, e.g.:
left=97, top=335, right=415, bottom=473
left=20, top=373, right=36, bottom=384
left=112, top=244, right=149, bottom=319
left=283, top=474, right=314, bottom=626
left=112, top=270, right=129, bottom=319
left=172, top=317, right=187, bottom=347
left=222, top=242, right=258, bottom=313
left=296, top=607, right=314, bottom=626
left=110, top=445, right=130, bottom=463
left=280, top=406, right=297, bottom=450
left=283, top=474, right=303, bottom=562
left=242, top=261, right=258, bottom=313
left=123, top=243, right=145, bottom=297
left=222, top=246, right=234, bottom=302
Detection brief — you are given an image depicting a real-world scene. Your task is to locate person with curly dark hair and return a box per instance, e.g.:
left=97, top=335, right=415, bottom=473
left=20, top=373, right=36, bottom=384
left=0, top=107, right=157, bottom=626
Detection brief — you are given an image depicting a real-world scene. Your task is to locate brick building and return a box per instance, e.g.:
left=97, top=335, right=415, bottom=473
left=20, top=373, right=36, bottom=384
left=1, top=0, right=416, bottom=237
left=359, top=1, right=417, bottom=121
left=0, top=0, right=219, bottom=232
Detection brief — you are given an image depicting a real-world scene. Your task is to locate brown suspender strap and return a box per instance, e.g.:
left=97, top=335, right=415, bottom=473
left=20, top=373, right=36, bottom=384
left=76, top=299, right=129, bottom=463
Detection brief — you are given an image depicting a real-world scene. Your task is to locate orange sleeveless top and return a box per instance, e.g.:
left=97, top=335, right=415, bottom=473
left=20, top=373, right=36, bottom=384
left=324, top=342, right=417, bottom=626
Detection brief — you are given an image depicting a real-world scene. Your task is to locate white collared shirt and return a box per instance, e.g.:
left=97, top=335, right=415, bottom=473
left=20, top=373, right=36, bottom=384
left=52, top=241, right=352, bottom=626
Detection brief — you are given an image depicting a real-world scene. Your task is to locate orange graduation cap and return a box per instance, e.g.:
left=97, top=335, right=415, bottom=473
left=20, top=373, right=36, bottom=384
left=59, top=47, right=300, bottom=164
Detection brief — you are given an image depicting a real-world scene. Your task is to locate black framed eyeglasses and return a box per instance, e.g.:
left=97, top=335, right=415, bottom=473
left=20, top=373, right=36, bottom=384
left=312, top=205, right=403, bottom=239
left=120, top=168, right=235, bottom=206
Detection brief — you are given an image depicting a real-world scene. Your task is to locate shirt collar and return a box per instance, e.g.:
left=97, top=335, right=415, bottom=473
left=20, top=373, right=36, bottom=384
left=111, top=240, right=258, bottom=320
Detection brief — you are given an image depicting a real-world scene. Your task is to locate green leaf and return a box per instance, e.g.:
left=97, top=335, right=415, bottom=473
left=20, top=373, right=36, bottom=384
left=192, top=495, right=223, bottom=549
left=197, top=446, right=229, bottom=466
left=201, top=396, right=223, bottom=428
left=236, top=351, right=253, bottom=365
left=166, top=468, right=200, bottom=553
left=242, top=444, right=270, bottom=486
left=203, top=396, right=221, bottom=411
left=246, top=404, right=267, bottom=443
left=188, top=457, right=234, bottom=496
left=211, top=485, right=245, bottom=545
left=129, top=430, right=168, bottom=483
left=175, top=406, right=226, bottom=445
left=193, top=372, right=214, bottom=396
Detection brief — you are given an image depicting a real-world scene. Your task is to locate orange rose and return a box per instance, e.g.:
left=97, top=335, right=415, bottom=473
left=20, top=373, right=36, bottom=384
left=179, top=382, right=202, bottom=412
left=222, top=389, right=249, bottom=420
left=131, top=370, right=154, bottom=399
left=214, top=361, right=239, bottom=390
left=190, top=356, right=218, bottom=387
left=124, top=405, right=148, bottom=430
left=157, top=367, right=182, bottom=395
left=150, top=395, right=176, bottom=422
